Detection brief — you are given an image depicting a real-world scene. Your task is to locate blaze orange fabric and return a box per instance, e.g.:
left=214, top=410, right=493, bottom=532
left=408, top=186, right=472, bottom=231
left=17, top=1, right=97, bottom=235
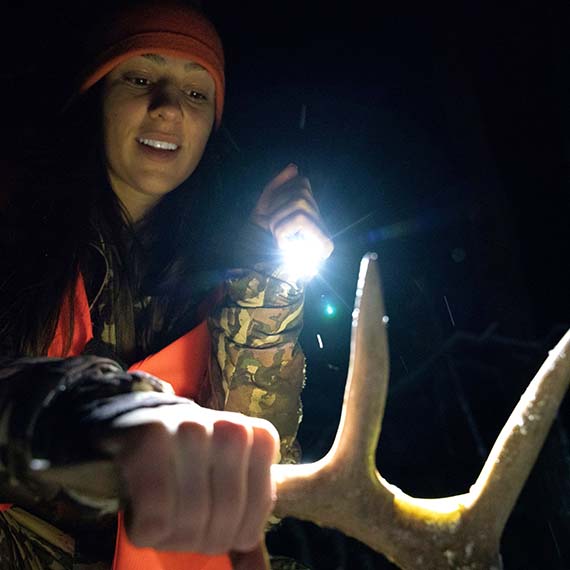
left=113, top=511, right=231, bottom=570
left=2, top=274, right=232, bottom=570
left=79, top=3, right=225, bottom=129
left=129, top=319, right=211, bottom=400
left=47, top=273, right=94, bottom=358
left=116, top=307, right=231, bottom=570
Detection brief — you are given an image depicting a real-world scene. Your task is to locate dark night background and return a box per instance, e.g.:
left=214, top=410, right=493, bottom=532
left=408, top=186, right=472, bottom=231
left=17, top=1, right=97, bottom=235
left=3, top=1, right=570, bottom=568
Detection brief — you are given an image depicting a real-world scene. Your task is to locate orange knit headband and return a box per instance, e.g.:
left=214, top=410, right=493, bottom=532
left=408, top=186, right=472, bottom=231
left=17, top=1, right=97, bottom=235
left=79, top=3, right=225, bottom=129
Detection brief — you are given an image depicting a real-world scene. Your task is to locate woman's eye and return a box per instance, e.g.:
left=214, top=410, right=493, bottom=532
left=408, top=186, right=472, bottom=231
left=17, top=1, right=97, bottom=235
left=125, top=76, right=152, bottom=87
left=185, top=89, right=207, bottom=101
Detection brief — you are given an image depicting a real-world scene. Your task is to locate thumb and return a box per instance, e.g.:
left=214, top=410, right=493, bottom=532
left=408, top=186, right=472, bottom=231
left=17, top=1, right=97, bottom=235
left=252, top=164, right=300, bottom=229
left=263, top=163, right=299, bottom=194
left=229, top=541, right=270, bottom=570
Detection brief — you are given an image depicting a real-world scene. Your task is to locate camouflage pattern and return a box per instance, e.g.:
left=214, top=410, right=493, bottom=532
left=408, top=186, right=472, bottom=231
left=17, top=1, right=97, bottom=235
left=207, top=264, right=306, bottom=464
left=0, top=263, right=308, bottom=568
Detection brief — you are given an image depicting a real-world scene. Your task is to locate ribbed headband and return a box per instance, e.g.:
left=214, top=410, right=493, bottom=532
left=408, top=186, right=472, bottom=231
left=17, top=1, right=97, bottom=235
left=79, top=3, right=225, bottom=129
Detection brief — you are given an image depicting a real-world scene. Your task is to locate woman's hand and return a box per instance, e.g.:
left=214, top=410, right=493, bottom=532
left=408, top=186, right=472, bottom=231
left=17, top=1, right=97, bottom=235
left=102, top=402, right=279, bottom=561
left=251, top=164, right=334, bottom=260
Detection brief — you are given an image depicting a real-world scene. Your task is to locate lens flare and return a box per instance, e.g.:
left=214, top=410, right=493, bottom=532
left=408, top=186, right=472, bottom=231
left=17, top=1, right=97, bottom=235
left=280, top=232, right=326, bottom=282
left=324, top=303, right=336, bottom=317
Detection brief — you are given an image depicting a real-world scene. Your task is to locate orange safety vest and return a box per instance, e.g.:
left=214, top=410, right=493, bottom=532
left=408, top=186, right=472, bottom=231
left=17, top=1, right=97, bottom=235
left=1, top=274, right=231, bottom=570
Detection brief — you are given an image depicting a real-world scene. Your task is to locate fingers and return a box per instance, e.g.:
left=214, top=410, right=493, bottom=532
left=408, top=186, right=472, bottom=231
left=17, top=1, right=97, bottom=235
left=262, top=176, right=319, bottom=219
left=166, top=421, right=211, bottom=551
left=114, top=407, right=279, bottom=555
left=262, top=163, right=300, bottom=195
left=232, top=424, right=278, bottom=551
left=273, top=211, right=334, bottom=260
left=230, top=541, right=271, bottom=570
left=266, top=186, right=320, bottom=235
left=201, top=420, right=252, bottom=553
left=253, top=163, right=334, bottom=261
left=256, top=168, right=318, bottom=221
left=118, top=423, right=176, bottom=548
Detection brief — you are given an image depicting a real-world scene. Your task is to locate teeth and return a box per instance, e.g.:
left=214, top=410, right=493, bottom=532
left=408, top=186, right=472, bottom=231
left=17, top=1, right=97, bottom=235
left=138, top=138, right=178, bottom=150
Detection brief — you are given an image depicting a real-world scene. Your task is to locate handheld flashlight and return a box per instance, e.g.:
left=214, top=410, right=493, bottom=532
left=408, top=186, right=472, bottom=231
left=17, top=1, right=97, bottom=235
left=279, top=231, right=326, bottom=282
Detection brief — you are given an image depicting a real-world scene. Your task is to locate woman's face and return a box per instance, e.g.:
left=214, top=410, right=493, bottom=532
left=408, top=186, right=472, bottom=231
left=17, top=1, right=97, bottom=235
left=102, top=54, right=216, bottom=220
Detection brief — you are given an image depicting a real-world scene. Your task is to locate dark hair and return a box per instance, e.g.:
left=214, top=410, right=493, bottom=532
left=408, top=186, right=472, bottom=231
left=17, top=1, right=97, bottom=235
left=0, top=77, right=239, bottom=360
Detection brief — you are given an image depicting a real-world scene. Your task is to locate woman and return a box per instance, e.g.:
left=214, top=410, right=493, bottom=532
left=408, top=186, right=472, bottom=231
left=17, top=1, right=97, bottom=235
left=0, top=2, right=332, bottom=569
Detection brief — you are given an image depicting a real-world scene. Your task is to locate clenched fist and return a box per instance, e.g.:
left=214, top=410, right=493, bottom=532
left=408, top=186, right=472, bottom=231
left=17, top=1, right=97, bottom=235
left=102, top=402, right=279, bottom=564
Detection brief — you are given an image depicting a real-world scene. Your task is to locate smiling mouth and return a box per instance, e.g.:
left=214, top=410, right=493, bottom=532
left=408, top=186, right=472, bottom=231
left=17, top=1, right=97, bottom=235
left=137, top=137, right=179, bottom=151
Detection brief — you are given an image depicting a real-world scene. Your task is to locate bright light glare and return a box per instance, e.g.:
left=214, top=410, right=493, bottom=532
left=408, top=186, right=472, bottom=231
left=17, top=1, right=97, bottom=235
left=280, top=232, right=326, bottom=281
left=325, top=304, right=335, bottom=316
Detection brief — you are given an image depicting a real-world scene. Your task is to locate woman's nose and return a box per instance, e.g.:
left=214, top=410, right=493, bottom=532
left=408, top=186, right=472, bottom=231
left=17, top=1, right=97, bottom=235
left=148, top=84, right=183, bottom=122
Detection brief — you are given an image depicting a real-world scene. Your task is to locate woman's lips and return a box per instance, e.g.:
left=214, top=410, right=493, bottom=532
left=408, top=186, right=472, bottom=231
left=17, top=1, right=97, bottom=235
left=136, top=139, right=182, bottom=162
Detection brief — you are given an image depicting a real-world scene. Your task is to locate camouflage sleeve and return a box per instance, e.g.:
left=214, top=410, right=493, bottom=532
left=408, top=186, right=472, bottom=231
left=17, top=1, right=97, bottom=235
left=207, top=264, right=305, bottom=464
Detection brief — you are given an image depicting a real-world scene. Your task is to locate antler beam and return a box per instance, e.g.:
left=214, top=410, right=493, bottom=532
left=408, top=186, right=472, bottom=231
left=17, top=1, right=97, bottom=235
left=19, top=254, right=570, bottom=569
left=272, top=253, right=570, bottom=569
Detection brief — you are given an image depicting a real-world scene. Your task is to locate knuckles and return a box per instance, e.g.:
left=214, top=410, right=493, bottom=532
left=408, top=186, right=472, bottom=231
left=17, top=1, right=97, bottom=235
left=288, top=175, right=312, bottom=193
left=272, top=210, right=322, bottom=238
left=177, top=419, right=210, bottom=444
left=212, top=419, right=252, bottom=449
left=116, top=409, right=278, bottom=554
left=284, top=196, right=316, bottom=213
left=250, top=426, right=279, bottom=462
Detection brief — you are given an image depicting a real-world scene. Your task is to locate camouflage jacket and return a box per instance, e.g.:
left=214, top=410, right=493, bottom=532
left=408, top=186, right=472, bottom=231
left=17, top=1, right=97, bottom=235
left=0, top=264, right=307, bottom=569
left=207, top=264, right=305, bottom=464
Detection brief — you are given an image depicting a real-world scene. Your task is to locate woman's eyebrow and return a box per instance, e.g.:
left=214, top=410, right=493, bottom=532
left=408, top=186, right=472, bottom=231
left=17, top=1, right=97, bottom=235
left=141, top=54, right=207, bottom=73
left=184, top=61, right=208, bottom=73
left=142, top=53, right=166, bottom=65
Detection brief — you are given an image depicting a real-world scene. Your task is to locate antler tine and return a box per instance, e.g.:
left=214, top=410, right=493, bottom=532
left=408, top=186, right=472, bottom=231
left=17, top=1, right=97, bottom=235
left=274, top=254, right=570, bottom=570
left=272, top=253, right=393, bottom=514
left=468, top=328, right=570, bottom=535
left=22, top=254, right=570, bottom=570
left=274, top=253, right=478, bottom=569
left=330, top=252, right=389, bottom=468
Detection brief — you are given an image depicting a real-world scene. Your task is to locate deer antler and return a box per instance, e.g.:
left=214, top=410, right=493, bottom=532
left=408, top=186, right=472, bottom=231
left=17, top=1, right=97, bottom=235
left=24, top=254, right=570, bottom=569
left=272, top=253, right=570, bottom=570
